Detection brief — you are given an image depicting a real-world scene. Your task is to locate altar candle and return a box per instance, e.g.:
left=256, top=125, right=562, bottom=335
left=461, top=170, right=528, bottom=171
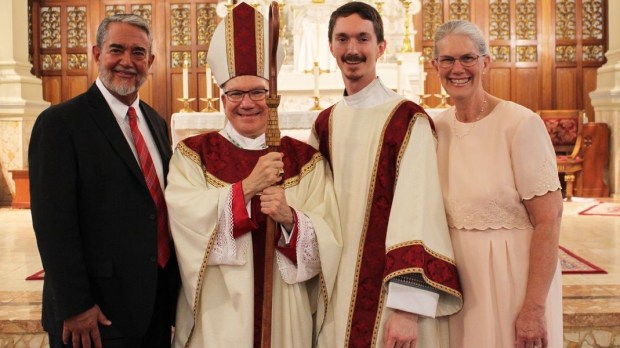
left=313, top=61, right=320, bottom=97
left=182, top=59, right=189, bottom=99
left=396, top=58, right=403, bottom=95
left=206, top=64, right=212, bottom=98
left=419, top=59, right=425, bottom=95
left=440, top=83, right=447, bottom=96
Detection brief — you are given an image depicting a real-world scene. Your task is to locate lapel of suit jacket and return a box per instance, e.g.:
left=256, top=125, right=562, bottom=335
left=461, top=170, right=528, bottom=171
left=84, top=84, right=148, bottom=189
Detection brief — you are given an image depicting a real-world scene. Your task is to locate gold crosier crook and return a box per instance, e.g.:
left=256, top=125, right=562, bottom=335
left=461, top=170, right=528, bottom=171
left=261, top=2, right=280, bottom=347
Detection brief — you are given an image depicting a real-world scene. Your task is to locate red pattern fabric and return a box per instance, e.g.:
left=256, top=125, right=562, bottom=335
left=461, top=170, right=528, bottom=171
left=232, top=3, right=258, bottom=77
left=384, top=245, right=461, bottom=293
left=127, top=106, right=170, bottom=268
left=542, top=118, right=578, bottom=146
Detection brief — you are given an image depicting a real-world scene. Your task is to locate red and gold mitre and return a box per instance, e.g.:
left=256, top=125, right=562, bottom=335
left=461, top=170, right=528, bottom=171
left=207, top=2, right=284, bottom=86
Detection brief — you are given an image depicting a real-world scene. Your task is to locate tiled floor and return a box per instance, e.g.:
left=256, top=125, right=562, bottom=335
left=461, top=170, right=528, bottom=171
left=0, top=199, right=619, bottom=347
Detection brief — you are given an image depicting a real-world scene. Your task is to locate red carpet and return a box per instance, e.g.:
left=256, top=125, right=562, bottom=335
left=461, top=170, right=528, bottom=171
left=559, top=246, right=606, bottom=274
left=25, top=269, right=45, bottom=280
left=579, top=202, right=620, bottom=216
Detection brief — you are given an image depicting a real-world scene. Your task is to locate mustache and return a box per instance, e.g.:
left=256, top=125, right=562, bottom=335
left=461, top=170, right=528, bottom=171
left=342, top=54, right=366, bottom=64
left=113, top=67, right=138, bottom=75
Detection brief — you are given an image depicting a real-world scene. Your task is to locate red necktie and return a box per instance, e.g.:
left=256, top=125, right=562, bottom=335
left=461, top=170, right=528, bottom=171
left=127, top=106, right=170, bottom=268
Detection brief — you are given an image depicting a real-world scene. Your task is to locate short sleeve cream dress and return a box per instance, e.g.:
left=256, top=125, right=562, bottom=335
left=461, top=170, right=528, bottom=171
left=434, top=100, right=563, bottom=347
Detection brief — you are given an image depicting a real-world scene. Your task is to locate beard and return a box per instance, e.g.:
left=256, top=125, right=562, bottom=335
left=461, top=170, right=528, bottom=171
left=98, top=66, right=148, bottom=96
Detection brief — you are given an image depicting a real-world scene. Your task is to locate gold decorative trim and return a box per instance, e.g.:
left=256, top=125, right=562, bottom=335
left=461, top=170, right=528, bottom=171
left=40, top=6, right=61, bottom=49
left=197, top=4, right=217, bottom=46
left=132, top=4, right=152, bottom=26
left=171, top=51, right=192, bottom=69
left=393, top=110, right=419, bottom=187
left=448, top=0, right=470, bottom=21
left=185, top=225, right=219, bottom=348
left=67, top=54, right=88, bottom=70
left=556, top=45, right=576, bottom=62
left=281, top=152, right=323, bottom=189
left=582, top=45, right=605, bottom=62
left=171, top=4, right=191, bottom=46
left=556, top=0, right=576, bottom=40
left=516, top=45, right=537, bottom=62
left=490, top=45, right=511, bottom=62
left=582, top=0, right=603, bottom=39
left=176, top=141, right=202, bottom=168
left=422, top=0, right=444, bottom=41
left=41, top=54, right=61, bottom=71
left=225, top=12, right=235, bottom=80
left=489, top=0, right=510, bottom=41
left=516, top=0, right=536, bottom=40
left=67, top=6, right=87, bottom=48
left=105, top=5, right=125, bottom=18
left=255, top=10, right=265, bottom=78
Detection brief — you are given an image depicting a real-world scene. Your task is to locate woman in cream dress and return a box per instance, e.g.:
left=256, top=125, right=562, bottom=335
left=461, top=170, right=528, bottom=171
left=431, top=20, right=564, bottom=348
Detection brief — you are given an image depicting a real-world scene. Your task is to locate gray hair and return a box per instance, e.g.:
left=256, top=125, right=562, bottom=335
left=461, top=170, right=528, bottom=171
left=433, top=20, right=488, bottom=59
left=96, top=14, right=153, bottom=51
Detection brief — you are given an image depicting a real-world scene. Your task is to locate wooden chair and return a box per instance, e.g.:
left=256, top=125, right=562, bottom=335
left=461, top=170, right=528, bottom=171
left=536, top=110, right=585, bottom=201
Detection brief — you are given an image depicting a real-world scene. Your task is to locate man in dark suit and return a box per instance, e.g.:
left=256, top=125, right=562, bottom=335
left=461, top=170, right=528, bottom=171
left=29, top=14, right=178, bottom=348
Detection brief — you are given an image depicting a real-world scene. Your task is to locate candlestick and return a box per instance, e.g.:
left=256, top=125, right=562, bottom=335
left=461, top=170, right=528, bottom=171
left=200, top=97, right=219, bottom=113
left=304, top=60, right=329, bottom=111
left=375, top=0, right=384, bottom=15
left=313, top=61, right=320, bottom=97
left=315, top=22, right=320, bottom=62
left=396, top=58, right=403, bottom=95
left=418, top=94, right=431, bottom=108
left=433, top=92, right=450, bottom=108
left=206, top=65, right=212, bottom=98
left=177, top=97, right=196, bottom=113
left=400, top=0, right=412, bottom=53
left=419, top=55, right=426, bottom=95
left=182, top=59, right=189, bottom=99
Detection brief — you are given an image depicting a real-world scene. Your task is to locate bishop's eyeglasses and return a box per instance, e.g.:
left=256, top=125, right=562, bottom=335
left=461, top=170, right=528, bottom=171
left=435, top=54, right=486, bottom=68
left=223, top=89, right=269, bottom=102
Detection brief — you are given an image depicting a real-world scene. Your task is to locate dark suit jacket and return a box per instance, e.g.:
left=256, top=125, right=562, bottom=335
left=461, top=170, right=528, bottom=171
left=29, top=84, right=179, bottom=339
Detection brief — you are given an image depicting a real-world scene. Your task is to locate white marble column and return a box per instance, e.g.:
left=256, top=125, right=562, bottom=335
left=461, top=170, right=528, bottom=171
left=0, top=0, right=49, bottom=205
left=590, top=1, right=620, bottom=197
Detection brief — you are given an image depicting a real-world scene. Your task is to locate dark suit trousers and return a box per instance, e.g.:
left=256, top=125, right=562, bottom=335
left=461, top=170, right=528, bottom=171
left=48, top=268, right=174, bottom=348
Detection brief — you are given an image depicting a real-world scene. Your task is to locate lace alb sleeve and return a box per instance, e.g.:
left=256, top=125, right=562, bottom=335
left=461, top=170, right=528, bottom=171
left=207, top=186, right=250, bottom=265
left=276, top=209, right=321, bottom=284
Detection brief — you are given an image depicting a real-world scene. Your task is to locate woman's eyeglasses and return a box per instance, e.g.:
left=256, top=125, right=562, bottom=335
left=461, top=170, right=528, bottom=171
left=435, top=54, right=486, bottom=68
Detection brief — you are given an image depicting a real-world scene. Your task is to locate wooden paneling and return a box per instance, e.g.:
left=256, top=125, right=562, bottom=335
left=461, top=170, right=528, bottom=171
left=578, top=122, right=610, bottom=197
left=139, top=75, right=154, bottom=106
left=68, top=75, right=88, bottom=99
left=170, top=73, right=187, bottom=113
left=488, top=68, right=511, bottom=101
left=583, top=67, right=599, bottom=122
left=42, top=76, right=61, bottom=105
left=515, top=68, right=539, bottom=111
left=556, top=68, right=578, bottom=109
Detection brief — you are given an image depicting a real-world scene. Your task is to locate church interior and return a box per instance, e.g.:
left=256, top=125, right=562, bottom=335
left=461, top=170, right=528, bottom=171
left=0, top=0, right=619, bottom=346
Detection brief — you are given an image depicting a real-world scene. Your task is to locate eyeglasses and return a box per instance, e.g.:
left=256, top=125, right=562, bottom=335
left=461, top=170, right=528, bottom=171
left=435, top=54, right=486, bottom=68
left=223, top=89, right=269, bottom=102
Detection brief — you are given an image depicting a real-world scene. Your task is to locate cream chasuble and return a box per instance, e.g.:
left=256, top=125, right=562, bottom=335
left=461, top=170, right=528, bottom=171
left=165, top=132, right=341, bottom=348
left=310, top=97, right=463, bottom=348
